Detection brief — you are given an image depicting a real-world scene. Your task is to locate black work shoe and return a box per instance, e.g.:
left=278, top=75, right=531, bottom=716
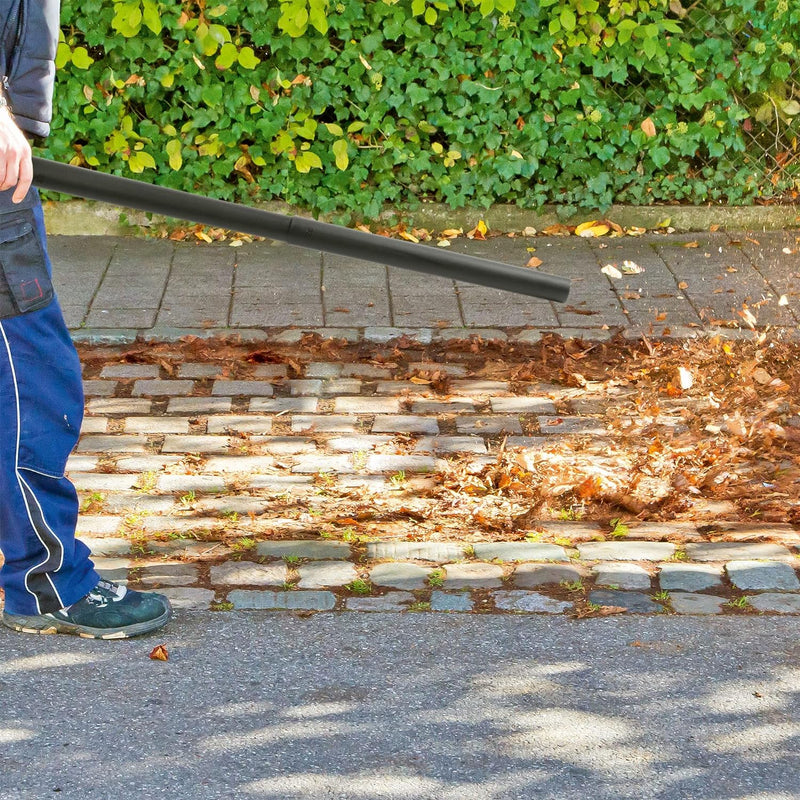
left=1, top=579, right=172, bottom=639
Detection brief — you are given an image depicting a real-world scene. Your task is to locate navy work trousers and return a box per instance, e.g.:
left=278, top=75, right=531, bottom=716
left=0, top=184, right=99, bottom=615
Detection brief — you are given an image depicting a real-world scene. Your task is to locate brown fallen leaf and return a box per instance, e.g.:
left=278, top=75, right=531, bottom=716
left=641, top=117, right=657, bottom=138
left=526, top=256, right=543, bottom=268
left=149, top=644, right=169, bottom=661
left=683, top=241, right=699, bottom=248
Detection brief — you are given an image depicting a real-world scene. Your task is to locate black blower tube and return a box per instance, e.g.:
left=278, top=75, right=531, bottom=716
left=31, top=157, right=570, bottom=304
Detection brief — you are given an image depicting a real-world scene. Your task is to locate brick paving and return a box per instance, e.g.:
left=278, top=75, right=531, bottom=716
left=6, top=229, right=799, bottom=616
left=50, top=230, right=800, bottom=343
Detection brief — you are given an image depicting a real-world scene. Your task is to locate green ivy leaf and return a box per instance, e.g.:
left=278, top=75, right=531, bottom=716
left=651, top=146, right=671, bottom=168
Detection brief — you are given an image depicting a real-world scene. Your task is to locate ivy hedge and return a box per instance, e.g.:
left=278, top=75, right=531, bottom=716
left=43, top=0, right=800, bottom=222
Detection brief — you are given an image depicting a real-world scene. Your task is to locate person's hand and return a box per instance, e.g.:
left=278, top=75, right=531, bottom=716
left=0, top=105, right=32, bottom=203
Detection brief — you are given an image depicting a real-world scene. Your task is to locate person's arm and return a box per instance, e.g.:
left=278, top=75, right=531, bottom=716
left=0, top=76, right=32, bottom=203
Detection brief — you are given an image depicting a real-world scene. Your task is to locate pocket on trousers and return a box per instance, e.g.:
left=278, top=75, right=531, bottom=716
left=0, top=209, right=54, bottom=320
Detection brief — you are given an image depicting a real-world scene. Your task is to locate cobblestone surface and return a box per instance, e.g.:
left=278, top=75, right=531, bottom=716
left=59, top=241, right=800, bottom=617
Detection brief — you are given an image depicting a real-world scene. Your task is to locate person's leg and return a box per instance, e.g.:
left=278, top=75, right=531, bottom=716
left=0, top=186, right=99, bottom=615
left=0, top=185, right=171, bottom=638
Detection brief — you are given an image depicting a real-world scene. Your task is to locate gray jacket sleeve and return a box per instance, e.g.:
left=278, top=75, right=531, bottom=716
left=1, top=0, right=61, bottom=139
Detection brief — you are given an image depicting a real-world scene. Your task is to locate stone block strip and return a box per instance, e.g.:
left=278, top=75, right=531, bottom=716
left=228, top=590, right=336, bottom=611
left=686, top=542, right=794, bottom=562
left=473, top=543, right=568, bottom=562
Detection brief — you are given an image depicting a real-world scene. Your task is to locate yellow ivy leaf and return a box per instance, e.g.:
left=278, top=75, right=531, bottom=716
left=166, top=139, right=182, bottom=171
left=332, top=139, right=349, bottom=170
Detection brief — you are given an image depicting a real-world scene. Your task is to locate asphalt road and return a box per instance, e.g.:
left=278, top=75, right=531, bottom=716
left=1, top=612, right=799, bottom=800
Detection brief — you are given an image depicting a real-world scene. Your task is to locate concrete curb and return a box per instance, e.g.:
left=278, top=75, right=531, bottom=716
left=41, top=197, right=800, bottom=237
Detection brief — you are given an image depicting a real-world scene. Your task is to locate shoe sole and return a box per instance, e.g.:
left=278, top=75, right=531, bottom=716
left=1, top=606, right=172, bottom=640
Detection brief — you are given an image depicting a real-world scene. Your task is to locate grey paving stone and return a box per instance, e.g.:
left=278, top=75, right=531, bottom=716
left=101, top=364, right=160, bottom=379
left=147, top=541, right=232, bottom=560
left=82, top=380, right=117, bottom=397
left=115, top=456, right=183, bottom=472
left=578, top=541, right=676, bottom=561
left=410, top=398, right=476, bottom=413
left=369, top=563, right=433, bottom=589
left=178, top=363, right=226, bottom=379
left=450, top=380, right=510, bottom=394
left=747, top=593, right=800, bottom=614
left=72, top=511, right=123, bottom=535
left=538, top=416, right=608, bottom=435
left=493, top=591, right=571, bottom=613
left=658, top=563, right=724, bottom=592
left=442, top=562, right=504, bottom=589
left=473, top=543, right=568, bottom=562
left=162, top=435, right=231, bottom=454
left=269, top=328, right=360, bottom=344
left=365, top=455, right=437, bottom=473
left=297, top=561, right=359, bottom=588
left=67, top=455, right=99, bottom=471
left=292, top=415, right=358, bottom=433
left=289, top=379, right=323, bottom=396
left=256, top=540, right=352, bottom=560
left=124, top=417, right=191, bottom=434
left=346, top=593, right=415, bottom=611
left=76, top=418, right=107, bottom=434
left=412, top=437, right=487, bottom=454
left=157, top=587, right=214, bottom=610
left=726, top=561, right=800, bottom=591
left=212, top=380, right=274, bottom=396
left=686, top=542, right=794, bottom=562
left=340, top=363, right=393, bottom=378
left=593, top=564, right=652, bottom=590
left=251, top=397, right=319, bottom=413
left=203, top=456, right=276, bottom=473
left=71, top=474, right=141, bottom=491
left=363, top=327, right=433, bottom=344
left=305, top=362, right=343, bottom=378
left=513, top=563, right=584, bottom=588
left=434, top=328, right=507, bottom=342
left=588, top=590, right=662, bottom=613
left=76, top=435, right=147, bottom=454
left=257, top=437, right=316, bottom=455
left=210, top=561, right=288, bottom=586
left=138, top=563, right=200, bottom=588
left=322, top=379, right=363, bottom=395
left=252, top=364, right=289, bottom=378
left=207, top=416, right=273, bottom=435
left=327, top=435, right=393, bottom=452
left=456, top=416, right=523, bottom=435
left=371, top=416, right=440, bottom=434
left=334, top=397, right=401, bottom=414
left=228, top=590, right=336, bottom=611
left=291, top=454, right=354, bottom=473
left=669, top=593, right=725, bottom=615
left=365, top=542, right=467, bottom=561
left=133, top=379, right=194, bottom=396
left=408, top=362, right=469, bottom=377
left=79, top=537, right=131, bottom=557
left=168, top=397, right=232, bottom=414
left=490, top=397, right=557, bottom=414
left=431, top=591, right=474, bottom=612
left=248, top=475, right=315, bottom=490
